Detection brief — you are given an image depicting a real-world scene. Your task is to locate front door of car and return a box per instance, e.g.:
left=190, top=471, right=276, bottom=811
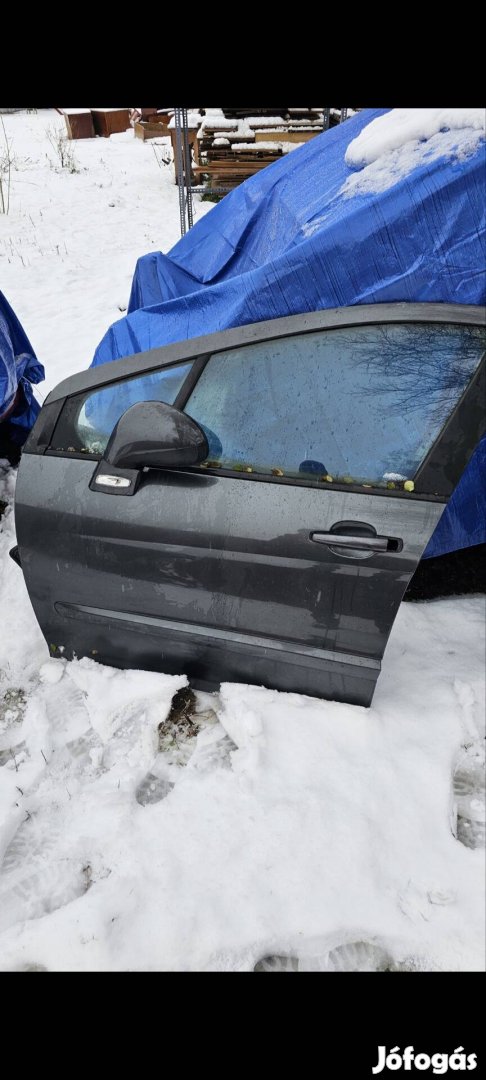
left=15, top=305, right=485, bottom=706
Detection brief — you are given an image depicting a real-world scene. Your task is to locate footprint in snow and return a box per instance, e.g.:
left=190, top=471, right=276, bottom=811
left=10, top=963, right=49, bottom=972
left=0, top=740, right=27, bottom=768
left=452, top=748, right=485, bottom=850
left=0, top=688, right=29, bottom=767
left=254, top=940, right=421, bottom=973
left=0, top=687, right=27, bottom=735
left=135, top=687, right=234, bottom=806
left=0, top=812, right=91, bottom=934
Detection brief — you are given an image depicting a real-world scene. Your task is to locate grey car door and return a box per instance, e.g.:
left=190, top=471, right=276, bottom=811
left=14, top=304, right=485, bottom=706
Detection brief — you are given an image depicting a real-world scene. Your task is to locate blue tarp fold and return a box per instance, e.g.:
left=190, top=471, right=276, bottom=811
left=0, top=291, right=44, bottom=444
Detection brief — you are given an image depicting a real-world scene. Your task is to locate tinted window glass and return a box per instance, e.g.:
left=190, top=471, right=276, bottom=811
left=185, top=324, right=484, bottom=487
left=51, top=362, right=193, bottom=454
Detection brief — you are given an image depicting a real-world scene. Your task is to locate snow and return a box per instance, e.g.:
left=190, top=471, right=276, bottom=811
left=245, top=116, right=286, bottom=128
left=198, top=119, right=254, bottom=141
left=346, top=109, right=486, bottom=168
left=287, top=118, right=323, bottom=127
left=233, top=142, right=301, bottom=154
left=342, top=108, right=486, bottom=197
left=199, top=116, right=237, bottom=132
left=0, top=110, right=484, bottom=972
left=0, top=109, right=213, bottom=396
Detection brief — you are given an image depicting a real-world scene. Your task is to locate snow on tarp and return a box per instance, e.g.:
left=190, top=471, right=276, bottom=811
left=0, top=291, right=44, bottom=445
left=90, top=107, right=486, bottom=558
left=345, top=108, right=485, bottom=169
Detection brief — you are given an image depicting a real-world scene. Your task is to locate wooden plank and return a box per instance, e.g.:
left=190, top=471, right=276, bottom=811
left=134, top=120, right=171, bottom=141
left=194, top=162, right=272, bottom=174
left=140, top=109, right=172, bottom=124
left=91, top=109, right=130, bottom=137
left=232, top=149, right=281, bottom=157
left=63, top=111, right=95, bottom=140
left=207, top=150, right=281, bottom=161
left=221, top=107, right=289, bottom=118
left=169, top=127, right=200, bottom=165
left=254, top=129, right=320, bottom=144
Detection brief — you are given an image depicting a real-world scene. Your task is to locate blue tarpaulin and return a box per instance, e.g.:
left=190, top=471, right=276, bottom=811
left=0, top=291, right=44, bottom=445
left=91, top=107, right=485, bottom=558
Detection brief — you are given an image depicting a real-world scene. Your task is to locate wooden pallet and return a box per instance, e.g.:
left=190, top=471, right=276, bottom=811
left=182, top=107, right=348, bottom=197
left=207, top=147, right=281, bottom=161
left=194, top=161, right=275, bottom=185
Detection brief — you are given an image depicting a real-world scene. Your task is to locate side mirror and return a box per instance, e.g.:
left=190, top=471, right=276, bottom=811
left=90, top=400, right=209, bottom=495
left=105, top=400, right=209, bottom=470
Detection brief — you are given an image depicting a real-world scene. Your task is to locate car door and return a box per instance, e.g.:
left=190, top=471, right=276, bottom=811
left=14, top=304, right=485, bottom=707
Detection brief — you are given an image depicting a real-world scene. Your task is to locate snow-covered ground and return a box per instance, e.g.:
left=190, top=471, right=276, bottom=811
left=0, top=109, right=212, bottom=396
left=0, top=110, right=484, bottom=972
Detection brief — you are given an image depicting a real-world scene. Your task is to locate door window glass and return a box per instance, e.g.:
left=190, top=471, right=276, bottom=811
left=184, top=324, right=484, bottom=487
left=51, top=362, right=193, bottom=454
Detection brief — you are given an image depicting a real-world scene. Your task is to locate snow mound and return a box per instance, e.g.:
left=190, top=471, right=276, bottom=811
left=342, top=108, right=486, bottom=196
left=346, top=109, right=486, bottom=168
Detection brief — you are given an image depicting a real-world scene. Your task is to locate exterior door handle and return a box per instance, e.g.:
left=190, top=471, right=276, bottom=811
left=310, top=527, right=403, bottom=553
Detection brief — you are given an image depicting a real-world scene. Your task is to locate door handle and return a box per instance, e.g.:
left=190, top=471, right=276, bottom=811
left=310, top=526, right=403, bottom=553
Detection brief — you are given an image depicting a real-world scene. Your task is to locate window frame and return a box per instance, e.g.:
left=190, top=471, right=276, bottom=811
left=31, top=303, right=484, bottom=501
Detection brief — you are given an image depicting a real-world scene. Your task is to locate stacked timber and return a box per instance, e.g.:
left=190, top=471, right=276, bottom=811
left=192, top=108, right=355, bottom=194
left=163, top=107, right=359, bottom=195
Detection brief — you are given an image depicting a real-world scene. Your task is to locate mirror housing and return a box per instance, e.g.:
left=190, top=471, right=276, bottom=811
left=105, top=400, right=209, bottom=470
left=90, top=401, right=209, bottom=495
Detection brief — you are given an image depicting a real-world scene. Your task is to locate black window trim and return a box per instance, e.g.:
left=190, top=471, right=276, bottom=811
left=173, top=355, right=210, bottom=410
left=414, top=352, right=485, bottom=495
left=175, top=467, right=451, bottom=503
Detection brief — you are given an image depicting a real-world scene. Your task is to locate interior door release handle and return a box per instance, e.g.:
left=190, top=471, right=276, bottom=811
left=310, top=531, right=403, bottom=553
